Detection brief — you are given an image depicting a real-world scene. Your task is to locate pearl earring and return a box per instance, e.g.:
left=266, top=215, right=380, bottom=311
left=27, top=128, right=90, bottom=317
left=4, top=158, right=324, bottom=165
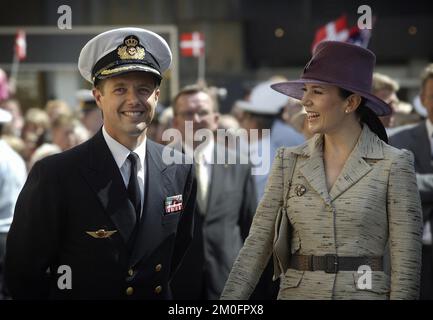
left=345, top=109, right=350, bottom=114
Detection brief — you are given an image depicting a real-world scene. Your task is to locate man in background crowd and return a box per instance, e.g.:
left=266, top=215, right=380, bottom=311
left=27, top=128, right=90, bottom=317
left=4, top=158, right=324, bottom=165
left=389, top=64, right=433, bottom=300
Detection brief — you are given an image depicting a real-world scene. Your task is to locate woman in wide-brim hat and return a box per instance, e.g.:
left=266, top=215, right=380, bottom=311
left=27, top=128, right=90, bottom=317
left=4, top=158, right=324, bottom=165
left=221, top=41, right=423, bottom=300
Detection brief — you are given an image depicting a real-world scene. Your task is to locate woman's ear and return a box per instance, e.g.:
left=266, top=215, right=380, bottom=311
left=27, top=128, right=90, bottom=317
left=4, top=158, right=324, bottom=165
left=345, top=94, right=362, bottom=113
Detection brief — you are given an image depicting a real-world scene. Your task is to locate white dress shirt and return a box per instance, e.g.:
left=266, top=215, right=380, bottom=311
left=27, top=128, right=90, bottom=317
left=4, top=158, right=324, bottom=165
left=102, top=126, right=146, bottom=213
left=0, top=140, right=27, bottom=233
left=184, top=139, right=214, bottom=212
left=426, top=119, right=433, bottom=156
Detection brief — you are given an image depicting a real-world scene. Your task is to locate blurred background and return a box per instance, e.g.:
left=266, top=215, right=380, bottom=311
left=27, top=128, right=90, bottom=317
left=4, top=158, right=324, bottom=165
left=1, top=0, right=433, bottom=112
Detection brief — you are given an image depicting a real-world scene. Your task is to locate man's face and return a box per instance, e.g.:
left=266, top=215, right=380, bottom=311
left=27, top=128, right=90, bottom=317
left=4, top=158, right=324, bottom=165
left=52, top=125, right=75, bottom=151
left=375, top=89, right=399, bottom=128
left=421, top=78, right=433, bottom=123
left=93, top=72, right=159, bottom=142
left=173, top=92, right=219, bottom=140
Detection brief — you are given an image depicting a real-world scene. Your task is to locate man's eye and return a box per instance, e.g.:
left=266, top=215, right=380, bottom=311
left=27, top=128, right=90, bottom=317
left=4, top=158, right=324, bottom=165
left=301, top=88, right=307, bottom=92
left=114, top=88, right=126, bottom=94
left=313, top=90, right=323, bottom=94
left=138, top=88, right=152, bottom=95
left=198, top=111, right=210, bottom=117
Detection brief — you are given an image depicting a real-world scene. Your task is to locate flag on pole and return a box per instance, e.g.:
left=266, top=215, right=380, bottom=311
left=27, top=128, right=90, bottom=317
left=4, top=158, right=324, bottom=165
left=180, top=32, right=205, bottom=57
left=311, top=15, right=372, bottom=54
left=15, top=29, right=26, bottom=61
left=311, top=15, right=349, bottom=53
left=347, top=25, right=372, bottom=48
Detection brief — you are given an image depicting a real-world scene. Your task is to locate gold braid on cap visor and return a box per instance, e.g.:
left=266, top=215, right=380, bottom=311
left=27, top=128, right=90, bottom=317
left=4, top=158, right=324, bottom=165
left=93, top=65, right=160, bottom=82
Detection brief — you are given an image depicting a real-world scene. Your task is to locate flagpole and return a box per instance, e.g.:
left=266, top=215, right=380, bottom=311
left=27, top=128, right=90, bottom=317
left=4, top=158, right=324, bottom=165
left=198, top=49, right=205, bottom=85
left=9, top=50, right=19, bottom=95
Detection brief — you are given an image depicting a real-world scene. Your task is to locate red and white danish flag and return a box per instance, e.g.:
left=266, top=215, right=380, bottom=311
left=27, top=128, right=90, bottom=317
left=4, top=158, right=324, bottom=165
left=311, top=15, right=349, bottom=53
left=180, top=32, right=205, bottom=57
left=15, top=29, right=27, bottom=61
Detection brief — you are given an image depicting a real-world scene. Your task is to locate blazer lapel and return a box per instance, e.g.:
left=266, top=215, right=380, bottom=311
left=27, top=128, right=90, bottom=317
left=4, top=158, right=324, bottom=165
left=297, top=135, right=331, bottom=204
left=328, top=125, right=383, bottom=201
left=81, top=130, right=136, bottom=245
left=129, top=140, right=169, bottom=267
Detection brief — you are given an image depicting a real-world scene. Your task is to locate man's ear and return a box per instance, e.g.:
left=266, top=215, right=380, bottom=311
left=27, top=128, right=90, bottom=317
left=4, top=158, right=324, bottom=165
left=93, top=88, right=103, bottom=109
left=420, top=89, right=426, bottom=106
left=214, top=112, right=220, bottom=124
left=172, top=115, right=179, bottom=130
left=154, top=88, right=160, bottom=103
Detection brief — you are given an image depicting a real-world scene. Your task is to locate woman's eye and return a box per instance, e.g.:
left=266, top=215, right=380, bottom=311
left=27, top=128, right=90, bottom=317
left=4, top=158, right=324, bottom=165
left=313, top=90, right=323, bottom=94
left=301, top=88, right=307, bottom=92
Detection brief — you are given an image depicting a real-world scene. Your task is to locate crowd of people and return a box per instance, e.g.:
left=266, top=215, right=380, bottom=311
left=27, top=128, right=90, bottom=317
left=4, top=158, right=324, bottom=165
left=0, top=27, right=432, bottom=300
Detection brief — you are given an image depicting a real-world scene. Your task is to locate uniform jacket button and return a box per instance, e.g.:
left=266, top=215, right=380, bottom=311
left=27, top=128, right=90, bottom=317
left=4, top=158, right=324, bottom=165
left=126, top=286, right=134, bottom=296
left=155, top=264, right=162, bottom=272
left=154, top=285, right=162, bottom=294
left=128, top=269, right=134, bottom=276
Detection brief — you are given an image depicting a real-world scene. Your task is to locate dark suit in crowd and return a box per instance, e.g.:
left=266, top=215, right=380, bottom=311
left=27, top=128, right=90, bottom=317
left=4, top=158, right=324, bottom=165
left=390, top=121, right=433, bottom=300
left=171, top=145, right=257, bottom=299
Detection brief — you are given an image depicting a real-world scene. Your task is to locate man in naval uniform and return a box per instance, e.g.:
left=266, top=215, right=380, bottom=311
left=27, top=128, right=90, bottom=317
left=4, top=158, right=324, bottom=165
left=5, top=27, right=196, bottom=300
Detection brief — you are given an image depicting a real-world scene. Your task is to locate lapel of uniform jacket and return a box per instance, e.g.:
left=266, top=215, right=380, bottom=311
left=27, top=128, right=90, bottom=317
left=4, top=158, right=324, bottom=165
left=328, top=125, right=384, bottom=201
left=296, top=134, right=332, bottom=204
left=129, top=140, right=169, bottom=267
left=82, top=130, right=136, bottom=245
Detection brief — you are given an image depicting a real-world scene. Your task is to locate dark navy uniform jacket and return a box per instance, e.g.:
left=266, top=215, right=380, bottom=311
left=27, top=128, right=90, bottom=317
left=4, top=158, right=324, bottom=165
left=5, top=130, right=196, bottom=299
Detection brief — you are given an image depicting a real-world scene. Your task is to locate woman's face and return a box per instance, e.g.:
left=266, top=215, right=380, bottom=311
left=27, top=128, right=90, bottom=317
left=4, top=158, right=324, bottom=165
left=301, top=83, right=348, bottom=135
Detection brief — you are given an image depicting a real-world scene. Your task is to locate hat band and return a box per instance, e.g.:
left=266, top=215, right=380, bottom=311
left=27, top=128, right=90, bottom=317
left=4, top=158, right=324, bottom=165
left=93, top=65, right=161, bottom=83
left=93, top=60, right=161, bottom=82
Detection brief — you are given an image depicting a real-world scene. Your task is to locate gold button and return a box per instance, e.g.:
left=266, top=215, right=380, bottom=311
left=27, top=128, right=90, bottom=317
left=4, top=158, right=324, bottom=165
left=155, top=264, right=162, bottom=272
left=154, top=285, right=162, bottom=294
left=128, top=269, right=134, bottom=276
left=126, top=287, right=134, bottom=296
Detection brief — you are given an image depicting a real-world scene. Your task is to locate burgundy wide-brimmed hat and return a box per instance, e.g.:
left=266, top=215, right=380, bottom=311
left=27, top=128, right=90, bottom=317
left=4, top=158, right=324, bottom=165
left=271, top=41, right=392, bottom=116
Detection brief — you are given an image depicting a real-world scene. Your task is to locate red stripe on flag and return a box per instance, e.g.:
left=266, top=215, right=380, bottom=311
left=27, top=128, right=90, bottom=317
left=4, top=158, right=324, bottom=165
left=15, top=29, right=26, bottom=61
left=180, top=32, right=205, bottom=57
left=311, top=15, right=349, bottom=53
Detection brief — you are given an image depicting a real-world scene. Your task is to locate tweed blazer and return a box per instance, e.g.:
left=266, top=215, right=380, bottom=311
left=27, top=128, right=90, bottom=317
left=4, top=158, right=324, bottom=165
left=221, top=125, right=423, bottom=300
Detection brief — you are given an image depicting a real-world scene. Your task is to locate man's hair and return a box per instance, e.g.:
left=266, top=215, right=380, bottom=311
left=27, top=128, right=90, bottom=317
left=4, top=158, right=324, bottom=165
left=172, top=84, right=219, bottom=115
left=94, top=74, right=161, bottom=94
left=45, top=99, right=72, bottom=118
left=51, top=114, right=76, bottom=130
left=421, top=64, right=433, bottom=91
left=372, top=73, right=400, bottom=94
left=25, top=108, right=51, bottom=130
left=243, top=112, right=275, bottom=130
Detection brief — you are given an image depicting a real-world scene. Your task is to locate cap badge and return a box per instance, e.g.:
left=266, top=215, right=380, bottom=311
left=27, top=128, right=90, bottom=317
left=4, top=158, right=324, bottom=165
left=118, top=35, right=145, bottom=60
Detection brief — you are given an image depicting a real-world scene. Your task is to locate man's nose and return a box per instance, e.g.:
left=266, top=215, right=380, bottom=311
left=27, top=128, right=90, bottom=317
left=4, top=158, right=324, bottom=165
left=192, top=112, right=202, bottom=123
left=126, top=89, right=140, bottom=105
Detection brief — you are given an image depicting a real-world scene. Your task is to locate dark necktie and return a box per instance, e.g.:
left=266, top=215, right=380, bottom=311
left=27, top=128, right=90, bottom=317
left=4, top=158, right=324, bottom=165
left=127, top=152, right=141, bottom=224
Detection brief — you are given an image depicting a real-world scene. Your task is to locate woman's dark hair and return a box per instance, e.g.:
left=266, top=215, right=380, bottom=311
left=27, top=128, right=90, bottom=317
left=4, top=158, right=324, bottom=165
left=338, top=88, right=388, bottom=143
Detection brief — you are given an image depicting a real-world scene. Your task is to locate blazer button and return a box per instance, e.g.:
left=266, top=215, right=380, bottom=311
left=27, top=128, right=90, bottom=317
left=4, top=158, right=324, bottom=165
left=126, top=287, right=134, bottom=296
left=154, top=285, right=162, bottom=294
left=155, top=264, right=162, bottom=272
left=128, top=269, right=134, bottom=276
